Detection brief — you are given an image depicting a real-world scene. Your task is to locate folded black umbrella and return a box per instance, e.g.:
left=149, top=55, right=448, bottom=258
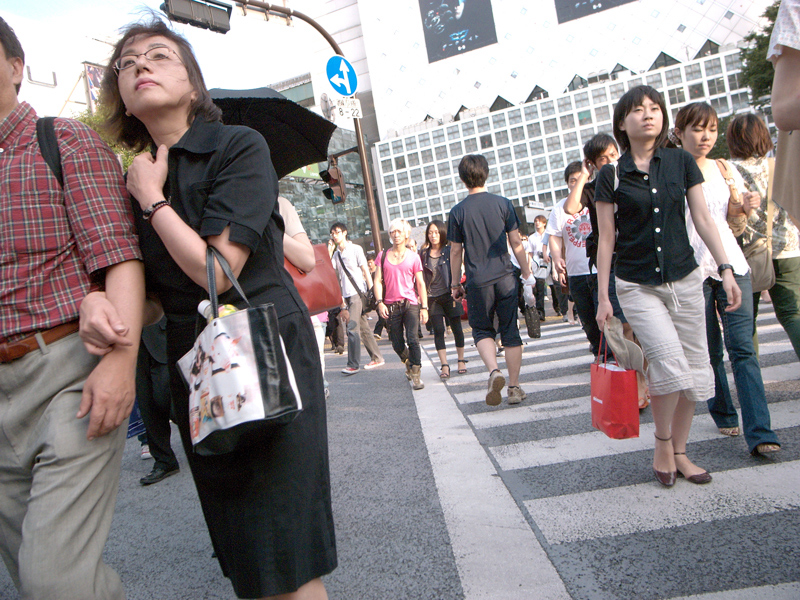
left=209, top=87, right=337, bottom=179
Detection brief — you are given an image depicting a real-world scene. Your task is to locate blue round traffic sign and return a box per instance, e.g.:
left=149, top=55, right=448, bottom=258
left=326, top=55, right=358, bottom=97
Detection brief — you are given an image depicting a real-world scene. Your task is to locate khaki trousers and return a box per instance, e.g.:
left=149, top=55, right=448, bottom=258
left=0, top=333, right=126, bottom=600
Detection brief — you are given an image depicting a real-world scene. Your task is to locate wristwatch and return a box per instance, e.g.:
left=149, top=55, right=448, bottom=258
left=717, top=263, right=734, bottom=276
left=421, top=306, right=428, bottom=310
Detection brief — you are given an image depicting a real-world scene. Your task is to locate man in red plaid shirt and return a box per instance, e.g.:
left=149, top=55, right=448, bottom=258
left=0, top=17, right=144, bottom=600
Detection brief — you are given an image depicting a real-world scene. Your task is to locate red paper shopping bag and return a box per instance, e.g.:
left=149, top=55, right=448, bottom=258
left=590, top=361, right=640, bottom=439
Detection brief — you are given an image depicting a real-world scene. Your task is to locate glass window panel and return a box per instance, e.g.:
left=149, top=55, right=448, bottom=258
left=419, top=133, right=431, bottom=147
left=441, top=178, right=453, bottom=192
left=519, top=178, right=534, bottom=194
left=464, top=138, right=478, bottom=153
left=688, top=82, right=705, bottom=100
left=511, top=126, right=525, bottom=142
left=725, top=53, right=742, bottom=72
left=549, top=153, right=564, bottom=170
left=447, top=125, right=460, bottom=140
left=704, top=58, right=722, bottom=76
left=529, top=139, right=545, bottom=155
left=580, top=127, right=595, bottom=144
left=392, top=140, right=404, bottom=154
left=402, top=203, right=415, bottom=218
left=495, top=130, right=510, bottom=145
left=426, top=182, right=439, bottom=195
left=685, top=64, right=702, bottom=81
left=513, top=143, right=528, bottom=159
left=407, top=152, right=420, bottom=166
left=400, top=187, right=412, bottom=202
left=435, top=145, right=448, bottom=160
left=410, top=168, right=423, bottom=183
left=527, top=122, right=542, bottom=137
left=544, top=118, right=559, bottom=134
left=437, top=161, right=451, bottom=176
left=728, top=72, right=742, bottom=90
left=449, top=141, right=463, bottom=156
left=535, top=174, right=551, bottom=190
left=381, top=158, right=393, bottom=172
left=541, top=101, right=555, bottom=116
left=480, top=134, right=494, bottom=149
left=592, top=88, right=607, bottom=104
left=443, top=194, right=457, bottom=209
left=560, top=114, right=575, bottom=130
left=424, top=165, right=436, bottom=180
left=524, top=105, right=539, bottom=121
left=488, top=183, right=502, bottom=194
left=413, top=184, right=425, bottom=199
left=710, top=96, right=729, bottom=113
left=566, top=149, right=581, bottom=163
left=501, top=164, right=515, bottom=180
left=574, top=92, right=590, bottom=108
left=627, top=77, right=642, bottom=89
left=421, top=149, right=433, bottom=164
left=415, top=200, right=427, bottom=212
left=379, top=144, right=391, bottom=158
left=477, top=118, right=491, bottom=133
left=646, top=73, right=663, bottom=89
left=462, top=122, right=475, bottom=136
left=387, top=190, right=398, bottom=204
left=597, top=123, right=613, bottom=135
left=578, top=110, right=593, bottom=125
left=609, top=83, right=625, bottom=99
left=533, top=156, right=548, bottom=171
left=487, top=168, right=498, bottom=184
left=397, top=171, right=409, bottom=186
left=668, top=87, right=686, bottom=104
left=557, top=97, right=573, bottom=113
left=395, top=156, right=406, bottom=170
left=384, top=174, right=395, bottom=188
left=665, top=67, right=682, bottom=86
left=563, top=132, right=579, bottom=148
left=498, top=147, right=513, bottom=163
left=485, top=151, right=497, bottom=166
left=432, top=130, right=445, bottom=144
left=517, top=161, right=531, bottom=176
left=389, top=206, right=401, bottom=219
left=538, top=192, right=553, bottom=206
left=731, top=91, right=749, bottom=111
left=508, top=109, right=522, bottom=124
left=595, top=106, right=610, bottom=121
left=707, top=77, right=725, bottom=96
left=492, top=114, right=507, bottom=129
left=405, top=137, right=417, bottom=151
left=503, top=182, right=518, bottom=197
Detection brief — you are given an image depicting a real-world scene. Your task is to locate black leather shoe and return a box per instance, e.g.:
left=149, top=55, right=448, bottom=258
left=140, top=464, right=179, bottom=486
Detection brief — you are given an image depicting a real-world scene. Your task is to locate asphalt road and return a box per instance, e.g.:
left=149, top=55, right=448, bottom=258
left=0, top=302, right=797, bottom=599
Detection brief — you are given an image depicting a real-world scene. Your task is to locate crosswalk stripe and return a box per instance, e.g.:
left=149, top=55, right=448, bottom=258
left=523, top=461, right=800, bottom=545
left=665, top=582, right=800, bottom=600
left=490, top=398, right=800, bottom=471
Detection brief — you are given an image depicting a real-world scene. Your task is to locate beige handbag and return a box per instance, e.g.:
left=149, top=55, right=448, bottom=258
left=716, top=159, right=747, bottom=236
left=743, top=159, right=776, bottom=293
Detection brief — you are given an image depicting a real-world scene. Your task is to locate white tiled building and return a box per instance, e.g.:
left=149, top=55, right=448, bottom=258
left=372, top=46, right=753, bottom=227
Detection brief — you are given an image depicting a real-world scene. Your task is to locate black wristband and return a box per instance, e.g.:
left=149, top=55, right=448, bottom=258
left=143, top=198, right=170, bottom=220
left=717, top=263, right=734, bottom=276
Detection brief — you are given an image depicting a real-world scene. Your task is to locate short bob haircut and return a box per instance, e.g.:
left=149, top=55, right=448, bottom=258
left=564, top=161, right=582, bottom=184
left=0, top=17, right=24, bottom=93
left=583, top=133, right=618, bottom=166
left=674, top=101, right=718, bottom=133
left=458, top=154, right=489, bottom=189
left=100, top=16, right=222, bottom=152
left=726, top=113, right=773, bottom=159
left=612, top=85, right=669, bottom=153
left=422, top=219, right=448, bottom=250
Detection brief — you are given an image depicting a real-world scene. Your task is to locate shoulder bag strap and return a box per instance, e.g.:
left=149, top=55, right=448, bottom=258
left=36, top=117, right=64, bottom=188
left=336, top=250, right=364, bottom=297
left=765, top=158, right=775, bottom=250
left=716, top=159, right=742, bottom=205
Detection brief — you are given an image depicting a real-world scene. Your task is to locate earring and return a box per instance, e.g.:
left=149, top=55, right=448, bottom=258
left=125, top=109, right=132, bottom=117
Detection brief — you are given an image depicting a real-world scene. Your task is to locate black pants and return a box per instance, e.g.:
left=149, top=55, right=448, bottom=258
left=388, top=301, right=422, bottom=366
left=534, top=278, right=546, bottom=319
left=136, top=336, right=178, bottom=470
left=429, top=294, right=465, bottom=351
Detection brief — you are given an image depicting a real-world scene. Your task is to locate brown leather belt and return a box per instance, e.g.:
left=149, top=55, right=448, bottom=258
left=0, top=321, right=80, bottom=364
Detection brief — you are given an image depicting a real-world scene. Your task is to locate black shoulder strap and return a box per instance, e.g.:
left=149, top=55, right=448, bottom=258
left=36, top=117, right=63, bottom=188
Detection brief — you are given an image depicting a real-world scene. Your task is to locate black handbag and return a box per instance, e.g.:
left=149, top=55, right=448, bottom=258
left=177, top=247, right=302, bottom=456
left=336, top=251, right=379, bottom=311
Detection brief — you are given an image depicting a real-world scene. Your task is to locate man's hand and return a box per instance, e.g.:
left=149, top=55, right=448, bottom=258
left=596, top=298, right=614, bottom=333
left=77, top=350, right=136, bottom=440
left=420, top=307, right=428, bottom=325
left=451, top=284, right=465, bottom=301
left=79, top=292, right=131, bottom=355
left=378, top=303, right=389, bottom=320
left=339, top=309, right=350, bottom=323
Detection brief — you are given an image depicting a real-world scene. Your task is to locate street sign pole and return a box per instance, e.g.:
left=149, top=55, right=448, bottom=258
left=236, top=0, right=383, bottom=254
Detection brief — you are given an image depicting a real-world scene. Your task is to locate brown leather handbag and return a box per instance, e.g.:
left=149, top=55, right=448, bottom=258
left=284, top=244, right=343, bottom=316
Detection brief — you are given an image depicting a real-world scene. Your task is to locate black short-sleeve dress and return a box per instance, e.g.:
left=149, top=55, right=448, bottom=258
left=133, top=118, right=337, bottom=598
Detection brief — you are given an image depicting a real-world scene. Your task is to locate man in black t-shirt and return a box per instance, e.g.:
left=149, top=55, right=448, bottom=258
left=448, top=155, right=533, bottom=406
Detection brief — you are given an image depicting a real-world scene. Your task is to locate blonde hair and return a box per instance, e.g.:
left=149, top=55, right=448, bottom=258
left=388, top=218, right=410, bottom=236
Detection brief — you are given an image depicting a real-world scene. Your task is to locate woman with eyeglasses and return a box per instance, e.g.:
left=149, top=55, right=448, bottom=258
left=79, top=17, right=336, bottom=600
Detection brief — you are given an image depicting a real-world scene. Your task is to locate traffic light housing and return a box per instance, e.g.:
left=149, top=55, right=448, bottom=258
left=160, top=0, right=232, bottom=34
left=320, top=165, right=346, bottom=204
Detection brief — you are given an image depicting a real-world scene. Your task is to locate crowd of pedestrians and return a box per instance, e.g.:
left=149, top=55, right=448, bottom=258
left=1, top=1, right=799, bottom=598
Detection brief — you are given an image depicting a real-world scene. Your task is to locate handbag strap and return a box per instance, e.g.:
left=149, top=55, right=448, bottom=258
left=765, top=158, right=775, bottom=250
left=206, top=246, right=252, bottom=318
left=336, top=250, right=366, bottom=298
left=716, top=159, right=740, bottom=203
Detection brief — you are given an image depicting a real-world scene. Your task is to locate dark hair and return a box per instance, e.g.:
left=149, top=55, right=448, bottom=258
left=612, top=85, right=669, bottom=153
left=458, top=155, right=489, bottom=188
left=564, top=161, right=582, bottom=184
left=583, top=133, right=618, bottom=165
left=0, top=17, right=24, bottom=94
left=674, top=102, right=718, bottom=133
left=422, top=219, right=448, bottom=250
left=726, top=113, right=773, bottom=159
left=330, top=221, right=348, bottom=234
left=99, top=16, right=222, bottom=152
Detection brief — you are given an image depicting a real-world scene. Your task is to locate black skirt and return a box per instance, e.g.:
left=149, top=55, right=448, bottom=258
left=166, top=310, right=337, bottom=598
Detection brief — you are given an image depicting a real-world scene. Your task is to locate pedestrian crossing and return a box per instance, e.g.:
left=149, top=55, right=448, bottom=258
left=417, top=304, right=800, bottom=600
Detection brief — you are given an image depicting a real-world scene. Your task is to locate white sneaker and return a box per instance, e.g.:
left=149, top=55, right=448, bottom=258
left=140, top=444, right=152, bottom=460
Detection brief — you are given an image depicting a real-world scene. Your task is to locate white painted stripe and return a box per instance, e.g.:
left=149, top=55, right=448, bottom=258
left=492, top=398, right=800, bottom=471
left=410, top=357, right=571, bottom=599
left=454, top=372, right=591, bottom=405
left=453, top=351, right=596, bottom=386
left=523, top=461, right=800, bottom=545
left=468, top=345, right=797, bottom=429
left=666, top=582, right=800, bottom=600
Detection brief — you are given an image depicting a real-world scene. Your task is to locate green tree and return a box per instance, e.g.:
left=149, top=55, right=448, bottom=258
left=73, top=107, right=139, bottom=171
left=708, top=114, right=733, bottom=160
left=739, top=0, right=781, bottom=108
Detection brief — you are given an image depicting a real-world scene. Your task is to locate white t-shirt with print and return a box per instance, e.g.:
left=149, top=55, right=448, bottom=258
left=544, top=198, right=592, bottom=277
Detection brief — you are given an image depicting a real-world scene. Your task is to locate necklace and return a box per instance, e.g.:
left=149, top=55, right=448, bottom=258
left=391, top=246, right=406, bottom=261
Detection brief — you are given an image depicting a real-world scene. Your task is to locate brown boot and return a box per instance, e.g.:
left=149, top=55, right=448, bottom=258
left=405, top=359, right=413, bottom=380
left=410, top=365, right=424, bottom=390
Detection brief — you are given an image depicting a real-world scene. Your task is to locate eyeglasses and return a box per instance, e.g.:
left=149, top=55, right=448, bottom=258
left=114, top=46, right=179, bottom=73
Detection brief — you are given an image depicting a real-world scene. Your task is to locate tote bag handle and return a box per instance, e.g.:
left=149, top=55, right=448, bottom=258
left=206, top=246, right=252, bottom=318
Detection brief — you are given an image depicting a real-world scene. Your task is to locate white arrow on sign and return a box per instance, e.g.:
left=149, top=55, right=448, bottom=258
left=330, top=59, right=352, bottom=95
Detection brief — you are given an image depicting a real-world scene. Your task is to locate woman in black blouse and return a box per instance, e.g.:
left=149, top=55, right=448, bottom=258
left=594, top=86, right=741, bottom=488
left=420, top=220, right=466, bottom=378
left=82, top=18, right=336, bottom=600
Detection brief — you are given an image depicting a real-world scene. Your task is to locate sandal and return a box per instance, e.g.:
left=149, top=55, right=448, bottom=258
left=753, top=443, right=780, bottom=455
left=439, top=364, right=450, bottom=380
left=719, top=427, right=740, bottom=437
left=638, top=390, right=650, bottom=410
left=457, top=359, right=468, bottom=374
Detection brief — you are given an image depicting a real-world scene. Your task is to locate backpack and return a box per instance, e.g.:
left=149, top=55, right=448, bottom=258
left=35, top=116, right=64, bottom=187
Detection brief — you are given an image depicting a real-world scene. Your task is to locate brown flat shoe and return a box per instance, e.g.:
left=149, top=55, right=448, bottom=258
left=674, top=452, right=712, bottom=484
